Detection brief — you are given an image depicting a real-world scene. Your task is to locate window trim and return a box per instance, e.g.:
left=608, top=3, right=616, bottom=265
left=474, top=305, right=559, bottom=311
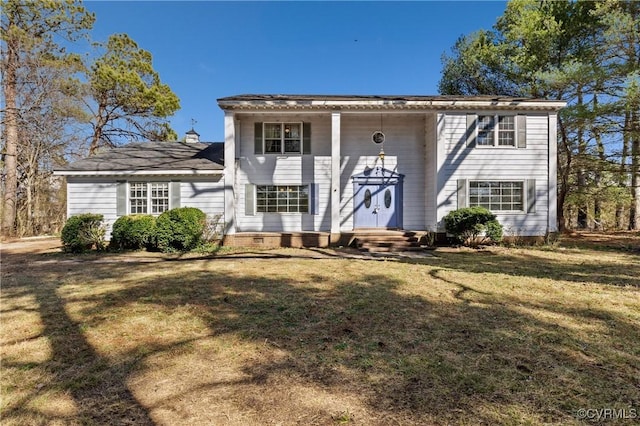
left=468, top=180, right=525, bottom=212
left=254, top=184, right=310, bottom=214
left=128, top=181, right=170, bottom=215
left=475, top=114, right=518, bottom=148
left=262, top=122, right=303, bottom=155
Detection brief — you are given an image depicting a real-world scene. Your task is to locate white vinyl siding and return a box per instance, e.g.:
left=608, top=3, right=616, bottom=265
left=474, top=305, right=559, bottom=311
left=234, top=114, right=330, bottom=232
left=340, top=114, right=426, bottom=231
left=66, top=176, right=225, bottom=240
left=438, top=112, right=550, bottom=236
left=232, top=110, right=550, bottom=237
left=179, top=180, right=225, bottom=215
left=425, top=113, right=438, bottom=230
left=66, top=179, right=119, bottom=240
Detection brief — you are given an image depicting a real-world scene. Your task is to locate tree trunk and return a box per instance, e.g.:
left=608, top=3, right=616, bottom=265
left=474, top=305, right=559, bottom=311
left=2, top=34, right=19, bottom=237
left=617, top=110, right=631, bottom=229
left=557, top=115, right=571, bottom=232
left=89, top=104, right=107, bottom=155
left=593, top=94, right=605, bottom=230
left=576, top=88, right=588, bottom=229
left=630, top=109, right=640, bottom=230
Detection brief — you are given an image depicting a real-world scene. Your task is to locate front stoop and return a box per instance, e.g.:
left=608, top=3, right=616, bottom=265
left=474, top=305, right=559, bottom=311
left=352, top=230, right=425, bottom=253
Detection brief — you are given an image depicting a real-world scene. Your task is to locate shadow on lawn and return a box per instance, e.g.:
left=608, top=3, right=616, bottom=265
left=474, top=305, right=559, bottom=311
left=420, top=247, right=640, bottom=288
left=1, top=276, right=155, bottom=424
left=2, top=243, right=639, bottom=424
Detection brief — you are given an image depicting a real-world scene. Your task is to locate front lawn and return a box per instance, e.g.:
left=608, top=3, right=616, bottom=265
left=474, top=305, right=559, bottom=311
left=1, top=234, right=638, bottom=425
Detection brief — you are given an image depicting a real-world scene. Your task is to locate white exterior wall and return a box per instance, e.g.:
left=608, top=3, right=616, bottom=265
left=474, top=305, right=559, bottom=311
left=231, top=109, right=553, bottom=236
left=234, top=112, right=431, bottom=233
left=425, top=113, right=438, bottom=230
left=436, top=112, right=551, bottom=236
left=66, top=176, right=225, bottom=239
left=234, top=113, right=332, bottom=232
left=178, top=179, right=226, bottom=217
left=67, top=179, right=119, bottom=239
left=339, top=114, right=426, bottom=231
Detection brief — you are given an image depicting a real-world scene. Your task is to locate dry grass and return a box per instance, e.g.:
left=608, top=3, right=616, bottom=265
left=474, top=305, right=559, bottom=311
left=1, top=233, right=639, bottom=425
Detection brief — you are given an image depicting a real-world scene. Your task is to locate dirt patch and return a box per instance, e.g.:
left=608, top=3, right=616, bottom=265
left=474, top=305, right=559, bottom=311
left=561, top=231, right=640, bottom=251
left=1, top=236, right=61, bottom=255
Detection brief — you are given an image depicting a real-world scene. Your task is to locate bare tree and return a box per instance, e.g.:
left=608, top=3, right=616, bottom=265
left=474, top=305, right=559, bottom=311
left=1, top=0, right=94, bottom=236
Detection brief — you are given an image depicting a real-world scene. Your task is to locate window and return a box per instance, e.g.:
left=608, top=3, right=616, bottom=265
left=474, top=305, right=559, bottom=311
left=150, top=183, right=169, bottom=214
left=477, top=115, right=495, bottom=146
left=497, top=116, right=515, bottom=146
left=256, top=185, right=309, bottom=213
left=129, top=182, right=170, bottom=214
left=476, top=115, right=516, bottom=147
left=263, top=123, right=301, bottom=154
left=469, top=181, right=523, bottom=211
left=129, top=182, right=147, bottom=214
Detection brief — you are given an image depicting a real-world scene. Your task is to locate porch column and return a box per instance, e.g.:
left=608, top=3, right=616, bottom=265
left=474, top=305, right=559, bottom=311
left=224, top=111, right=236, bottom=235
left=331, top=111, right=341, bottom=241
left=548, top=112, right=558, bottom=233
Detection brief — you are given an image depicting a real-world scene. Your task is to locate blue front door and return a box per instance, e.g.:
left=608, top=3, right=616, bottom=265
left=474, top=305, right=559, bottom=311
left=354, top=184, right=397, bottom=228
left=352, top=167, right=403, bottom=229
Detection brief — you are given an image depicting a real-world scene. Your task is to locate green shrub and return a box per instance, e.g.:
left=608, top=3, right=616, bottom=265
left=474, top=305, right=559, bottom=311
left=444, top=207, right=503, bottom=246
left=155, top=207, right=206, bottom=252
left=485, top=219, right=503, bottom=242
left=61, top=213, right=106, bottom=253
left=110, top=214, right=157, bottom=251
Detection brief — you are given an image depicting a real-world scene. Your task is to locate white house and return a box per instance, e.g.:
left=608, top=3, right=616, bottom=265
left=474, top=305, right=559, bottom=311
left=55, top=94, right=566, bottom=248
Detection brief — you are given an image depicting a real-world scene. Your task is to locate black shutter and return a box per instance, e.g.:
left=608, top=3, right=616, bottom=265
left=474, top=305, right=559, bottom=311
left=466, top=114, right=477, bottom=147
left=116, top=181, right=127, bottom=216
left=245, top=184, right=255, bottom=216
left=170, top=181, right=181, bottom=209
left=526, top=179, right=536, bottom=213
left=303, top=122, right=311, bottom=155
left=517, top=115, right=527, bottom=148
left=254, top=122, right=263, bottom=155
left=309, top=183, right=319, bottom=214
left=457, top=179, right=468, bottom=208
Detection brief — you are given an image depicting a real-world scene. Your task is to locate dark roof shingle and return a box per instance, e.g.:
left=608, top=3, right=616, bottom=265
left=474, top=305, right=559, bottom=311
left=55, top=142, right=224, bottom=174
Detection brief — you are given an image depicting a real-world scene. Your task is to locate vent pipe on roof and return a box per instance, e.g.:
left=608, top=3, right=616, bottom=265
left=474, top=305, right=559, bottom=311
left=185, top=128, right=200, bottom=143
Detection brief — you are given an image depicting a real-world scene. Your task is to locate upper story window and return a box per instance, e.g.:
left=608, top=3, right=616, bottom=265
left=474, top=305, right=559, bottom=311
left=476, top=115, right=516, bottom=147
left=497, top=116, right=515, bottom=146
left=467, top=113, right=527, bottom=148
left=255, top=122, right=310, bottom=155
left=264, top=123, right=302, bottom=154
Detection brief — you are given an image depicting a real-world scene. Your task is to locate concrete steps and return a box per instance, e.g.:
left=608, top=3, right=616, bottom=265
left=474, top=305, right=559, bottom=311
left=353, top=230, right=424, bottom=253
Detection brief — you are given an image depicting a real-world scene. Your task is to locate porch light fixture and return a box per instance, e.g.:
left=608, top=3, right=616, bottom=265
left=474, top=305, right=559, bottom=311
left=378, top=147, right=385, bottom=161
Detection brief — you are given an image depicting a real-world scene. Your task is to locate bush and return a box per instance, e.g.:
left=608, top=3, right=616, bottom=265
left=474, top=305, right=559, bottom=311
left=444, top=206, right=503, bottom=246
left=155, top=207, right=206, bottom=252
left=61, top=213, right=106, bottom=253
left=110, top=214, right=157, bottom=251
